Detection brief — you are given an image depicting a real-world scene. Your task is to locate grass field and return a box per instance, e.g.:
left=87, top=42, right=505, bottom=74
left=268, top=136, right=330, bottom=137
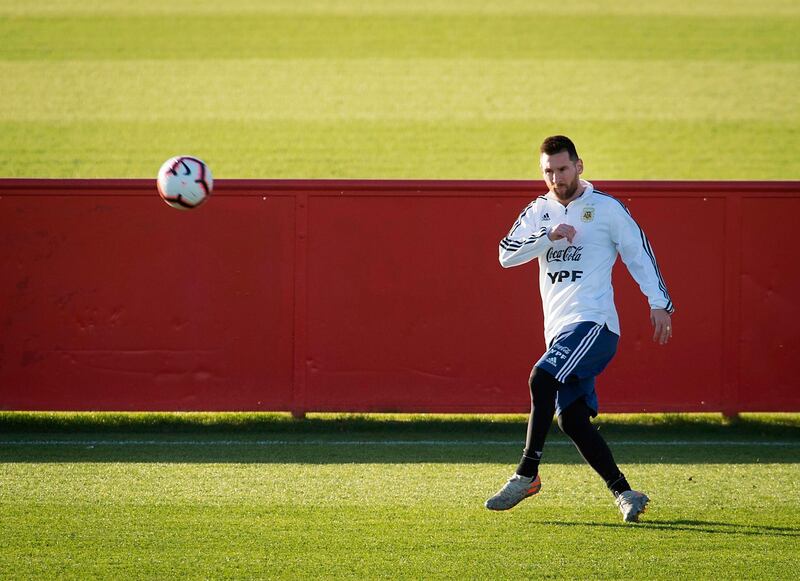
left=2, top=3, right=799, bottom=578
left=1, top=413, right=799, bottom=579
left=1, top=0, right=799, bottom=178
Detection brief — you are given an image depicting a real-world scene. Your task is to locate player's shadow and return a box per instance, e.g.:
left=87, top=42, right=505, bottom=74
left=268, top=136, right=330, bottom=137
left=546, top=518, right=800, bottom=538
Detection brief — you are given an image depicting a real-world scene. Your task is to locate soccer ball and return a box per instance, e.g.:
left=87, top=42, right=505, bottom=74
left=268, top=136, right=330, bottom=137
left=156, top=156, right=213, bottom=210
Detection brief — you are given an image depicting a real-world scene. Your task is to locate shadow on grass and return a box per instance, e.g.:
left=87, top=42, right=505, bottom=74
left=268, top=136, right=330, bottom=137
left=2, top=411, right=799, bottom=436
left=0, top=412, right=798, bottom=464
left=544, top=519, right=800, bottom=538
left=0, top=437, right=798, bottom=465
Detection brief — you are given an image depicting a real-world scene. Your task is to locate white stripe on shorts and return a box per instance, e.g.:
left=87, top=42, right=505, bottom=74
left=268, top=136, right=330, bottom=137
left=555, top=323, right=602, bottom=382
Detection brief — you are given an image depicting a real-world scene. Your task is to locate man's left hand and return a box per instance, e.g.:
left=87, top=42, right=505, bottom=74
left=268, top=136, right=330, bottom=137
left=650, top=309, right=672, bottom=345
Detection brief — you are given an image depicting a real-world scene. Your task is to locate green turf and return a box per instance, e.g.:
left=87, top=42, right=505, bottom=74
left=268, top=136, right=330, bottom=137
left=1, top=119, right=797, bottom=179
left=2, top=14, right=797, bottom=61
left=1, top=414, right=799, bottom=579
left=1, top=0, right=798, bottom=178
left=2, top=411, right=800, bottom=437
left=2, top=3, right=798, bottom=576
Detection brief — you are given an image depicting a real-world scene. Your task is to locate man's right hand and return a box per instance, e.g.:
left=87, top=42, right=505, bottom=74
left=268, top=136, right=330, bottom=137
left=548, top=223, right=576, bottom=243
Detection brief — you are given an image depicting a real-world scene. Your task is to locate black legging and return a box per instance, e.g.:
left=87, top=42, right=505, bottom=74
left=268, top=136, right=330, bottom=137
left=518, top=367, right=629, bottom=494
left=520, top=366, right=559, bottom=464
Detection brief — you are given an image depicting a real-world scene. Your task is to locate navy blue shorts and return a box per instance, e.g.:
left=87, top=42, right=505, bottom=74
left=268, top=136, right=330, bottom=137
left=534, top=322, right=619, bottom=416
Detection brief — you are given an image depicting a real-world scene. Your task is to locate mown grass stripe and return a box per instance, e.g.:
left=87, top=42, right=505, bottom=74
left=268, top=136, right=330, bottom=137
left=2, top=0, right=799, bottom=17
left=1, top=14, right=797, bottom=61
left=1, top=439, right=797, bottom=446
left=3, top=60, right=798, bottom=123
left=2, top=118, right=797, bottom=179
left=2, top=0, right=798, bottom=17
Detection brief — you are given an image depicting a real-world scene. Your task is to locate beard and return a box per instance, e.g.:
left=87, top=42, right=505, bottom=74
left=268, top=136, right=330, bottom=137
left=552, top=177, right=581, bottom=201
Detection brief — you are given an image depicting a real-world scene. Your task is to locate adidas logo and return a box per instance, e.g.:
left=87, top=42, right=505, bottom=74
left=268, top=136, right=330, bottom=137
left=542, top=212, right=551, bottom=221
left=546, top=356, right=558, bottom=366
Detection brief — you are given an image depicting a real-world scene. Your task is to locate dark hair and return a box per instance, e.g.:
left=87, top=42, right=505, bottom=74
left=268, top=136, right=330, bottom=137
left=540, top=135, right=579, bottom=161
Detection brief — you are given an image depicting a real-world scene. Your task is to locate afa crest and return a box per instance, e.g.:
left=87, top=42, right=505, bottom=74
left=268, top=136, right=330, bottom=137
left=581, top=207, right=595, bottom=222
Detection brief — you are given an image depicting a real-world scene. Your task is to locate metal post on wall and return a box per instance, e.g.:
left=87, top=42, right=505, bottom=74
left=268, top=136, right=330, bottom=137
left=291, top=191, right=309, bottom=420
left=721, top=191, right=742, bottom=419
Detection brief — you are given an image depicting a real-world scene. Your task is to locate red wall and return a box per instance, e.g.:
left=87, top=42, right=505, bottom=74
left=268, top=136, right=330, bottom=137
left=1, top=179, right=798, bottom=414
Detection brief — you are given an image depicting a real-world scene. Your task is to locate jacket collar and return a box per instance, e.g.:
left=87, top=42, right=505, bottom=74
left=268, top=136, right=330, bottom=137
left=545, top=179, right=594, bottom=205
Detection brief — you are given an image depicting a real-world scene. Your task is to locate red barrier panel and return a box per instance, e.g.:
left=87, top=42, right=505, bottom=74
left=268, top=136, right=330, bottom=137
left=1, top=179, right=798, bottom=414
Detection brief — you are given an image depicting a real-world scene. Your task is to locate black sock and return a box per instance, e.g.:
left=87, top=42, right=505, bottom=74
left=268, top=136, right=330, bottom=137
left=516, top=450, right=543, bottom=478
left=607, top=474, right=632, bottom=498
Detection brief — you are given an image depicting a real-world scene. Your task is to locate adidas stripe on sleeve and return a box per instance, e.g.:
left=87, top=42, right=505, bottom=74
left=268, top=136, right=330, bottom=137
left=499, top=198, right=554, bottom=268
left=611, top=201, right=675, bottom=313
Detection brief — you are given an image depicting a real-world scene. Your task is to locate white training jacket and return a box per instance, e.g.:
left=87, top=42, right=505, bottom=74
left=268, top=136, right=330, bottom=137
left=499, top=180, right=674, bottom=345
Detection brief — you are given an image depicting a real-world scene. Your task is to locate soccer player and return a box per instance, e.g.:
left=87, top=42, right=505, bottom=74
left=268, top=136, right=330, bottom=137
left=485, top=135, right=674, bottom=522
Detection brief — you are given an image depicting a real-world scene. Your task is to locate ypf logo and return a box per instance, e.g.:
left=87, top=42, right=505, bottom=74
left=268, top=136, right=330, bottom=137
left=546, top=270, right=583, bottom=283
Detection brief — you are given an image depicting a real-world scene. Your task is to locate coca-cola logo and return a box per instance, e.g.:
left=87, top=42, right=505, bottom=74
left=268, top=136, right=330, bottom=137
left=546, top=245, right=583, bottom=263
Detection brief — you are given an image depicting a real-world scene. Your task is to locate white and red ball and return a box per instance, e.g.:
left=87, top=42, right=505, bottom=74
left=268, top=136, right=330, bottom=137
left=156, top=156, right=213, bottom=210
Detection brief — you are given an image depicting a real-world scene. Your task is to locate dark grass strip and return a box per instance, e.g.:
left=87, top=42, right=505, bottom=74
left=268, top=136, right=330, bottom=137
left=1, top=14, right=797, bottom=61
left=1, top=411, right=799, bottom=440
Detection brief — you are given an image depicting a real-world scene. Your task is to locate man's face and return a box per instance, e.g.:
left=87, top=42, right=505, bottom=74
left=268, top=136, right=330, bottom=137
left=540, top=150, right=583, bottom=201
